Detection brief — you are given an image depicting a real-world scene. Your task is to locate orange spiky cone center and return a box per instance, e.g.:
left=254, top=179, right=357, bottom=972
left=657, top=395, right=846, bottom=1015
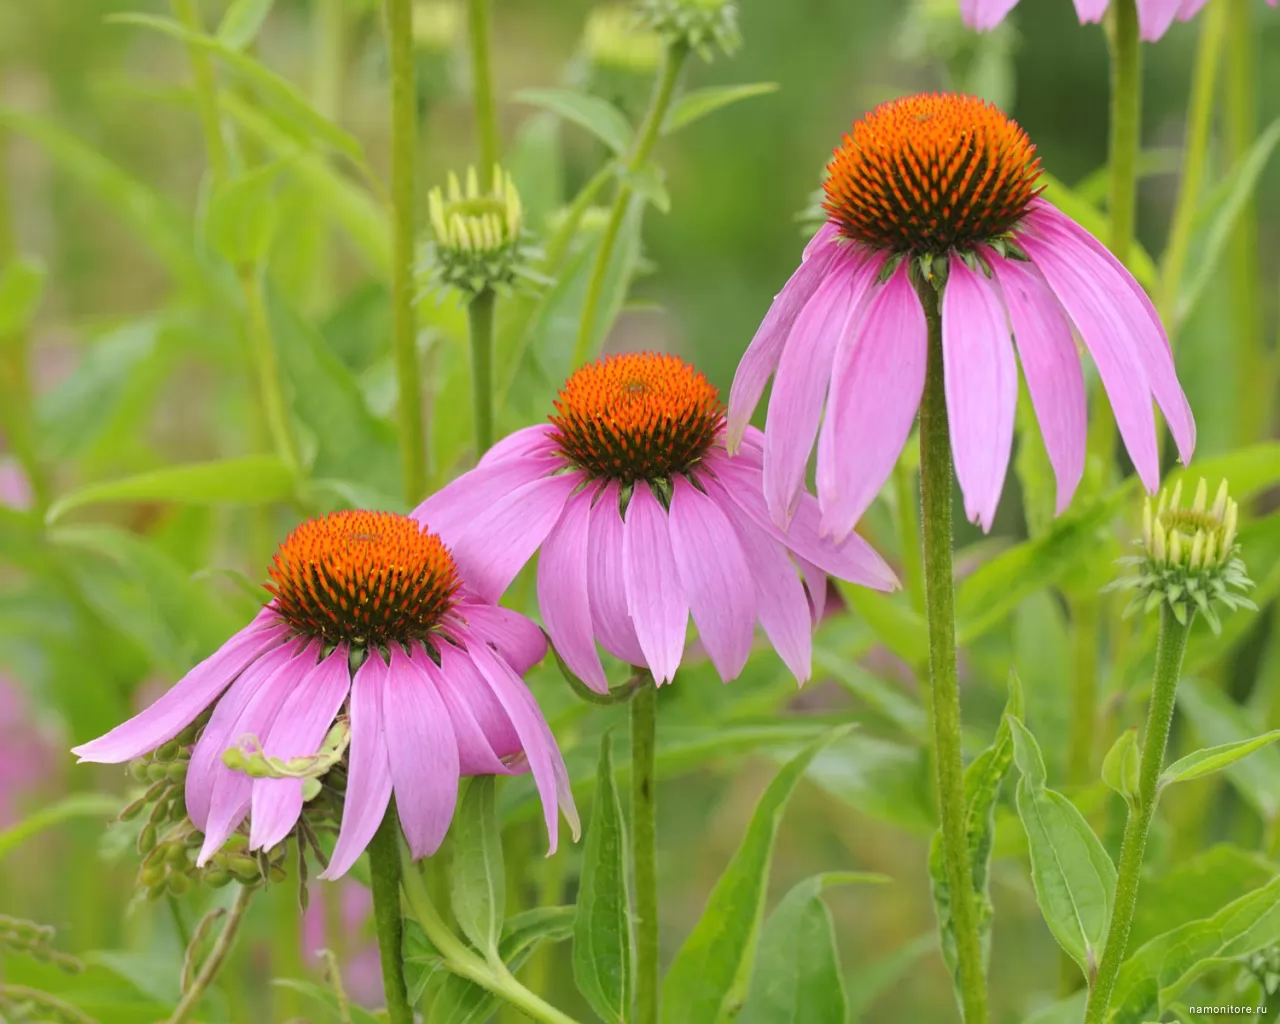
left=823, top=92, right=1043, bottom=255
left=266, top=511, right=461, bottom=646
left=549, top=352, right=724, bottom=483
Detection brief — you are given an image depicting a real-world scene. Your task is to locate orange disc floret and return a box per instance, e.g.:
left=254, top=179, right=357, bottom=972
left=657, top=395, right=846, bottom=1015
left=550, top=352, right=724, bottom=483
left=266, top=511, right=461, bottom=646
left=823, top=92, right=1042, bottom=255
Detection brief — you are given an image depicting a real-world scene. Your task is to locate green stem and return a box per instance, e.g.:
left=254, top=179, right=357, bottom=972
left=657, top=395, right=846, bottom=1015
left=917, top=282, right=988, bottom=1024
left=468, top=0, right=500, bottom=171
left=469, top=287, right=496, bottom=455
left=1084, top=605, right=1193, bottom=1023
left=631, top=680, right=660, bottom=1024
left=893, top=461, right=925, bottom=615
left=313, top=0, right=345, bottom=122
left=171, top=0, right=230, bottom=183
left=571, top=42, right=688, bottom=367
left=385, top=0, right=427, bottom=504
left=399, top=844, right=586, bottom=1024
left=1067, top=597, right=1100, bottom=786
left=164, top=885, right=254, bottom=1024
left=242, top=267, right=301, bottom=471
left=369, top=806, right=414, bottom=1024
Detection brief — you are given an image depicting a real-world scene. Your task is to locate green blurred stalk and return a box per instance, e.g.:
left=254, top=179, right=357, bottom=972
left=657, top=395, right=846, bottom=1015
left=386, top=0, right=427, bottom=504
left=893, top=461, right=924, bottom=615
left=242, top=267, right=302, bottom=473
left=468, top=0, right=500, bottom=171
left=370, top=806, right=414, bottom=1024
left=166, top=886, right=254, bottom=1024
left=632, top=682, right=660, bottom=1024
left=469, top=287, right=496, bottom=455
left=171, top=0, right=230, bottom=183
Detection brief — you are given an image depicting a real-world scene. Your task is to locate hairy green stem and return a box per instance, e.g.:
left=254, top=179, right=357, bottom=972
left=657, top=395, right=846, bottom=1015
left=165, top=885, right=254, bottom=1024
left=242, top=268, right=301, bottom=471
left=369, top=806, right=414, bottom=1024
left=468, top=0, right=500, bottom=171
left=469, top=287, right=496, bottom=455
left=385, top=0, right=427, bottom=503
left=918, top=282, right=988, bottom=1024
left=571, top=42, right=688, bottom=367
left=632, top=680, right=660, bottom=1024
left=1085, top=605, right=1193, bottom=1023
left=171, top=0, right=230, bottom=182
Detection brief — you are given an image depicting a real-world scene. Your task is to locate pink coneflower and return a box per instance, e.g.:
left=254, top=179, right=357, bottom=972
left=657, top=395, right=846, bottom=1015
left=71, top=511, right=577, bottom=879
left=961, top=0, right=1274, bottom=39
left=412, top=352, right=898, bottom=691
left=729, top=93, right=1194, bottom=536
left=0, top=676, right=58, bottom=827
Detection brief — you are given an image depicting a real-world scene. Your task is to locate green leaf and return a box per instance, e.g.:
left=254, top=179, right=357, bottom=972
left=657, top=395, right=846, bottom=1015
left=661, top=726, right=851, bottom=1024
left=449, top=776, right=505, bottom=961
left=46, top=456, right=296, bottom=523
left=1176, top=678, right=1280, bottom=820
left=930, top=673, right=1023, bottom=1001
left=800, top=733, right=936, bottom=835
left=0, top=794, right=123, bottom=860
left=739, top=872, right=884, bottom=1024
left=1007, top=715, right=1116, bottom=983
left=812, top=646, right=928, bottom=742
left=573, top=732, right=633, bottom=1024
left=216, top=0, right=276, bottom=49
left=662, top=82, right=780, bottom=135
left=205, top=162, right=286, bottom=267
left=1101, top=727, right=1141, bottom=809
left=0, top=257, right=46, bottom=340
left=514, top=88, right=634, bottom=155
left=1160, top=730, right=1280, bottom=790
left=1038, top=172, right=1158, bottom=288
left=1106, top=874, right=1280, bottom=1023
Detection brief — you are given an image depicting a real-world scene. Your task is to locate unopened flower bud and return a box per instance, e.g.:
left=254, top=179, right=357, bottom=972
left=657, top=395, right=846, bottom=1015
left=584, top=5, right=663, bottom=75
left=204, top=869, right=232, bottom=888
left=638, top=0, right=741, bottom=60
left=413, top=1, right=460, bottom=53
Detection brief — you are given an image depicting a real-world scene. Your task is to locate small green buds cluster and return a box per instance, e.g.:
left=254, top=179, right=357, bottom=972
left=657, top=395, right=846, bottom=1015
left=421, top=165, right=542, bottom=297
left=638, top=0, right=741, bottom=60
left=139, top=826, right=287, bottom=900
left=1111, top=478, right=1255, bottom=632
left=1243, top=945, right=1280, bottom=999
left=413, top=0, right=461, bottom=53
left=584, top=5, right=664, bottom=76
left=0, top=916, right=83, bottom=973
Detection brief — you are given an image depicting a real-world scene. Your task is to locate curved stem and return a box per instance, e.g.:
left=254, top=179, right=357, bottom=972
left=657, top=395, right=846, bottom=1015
left=1084, top=605, right=1194, bottom=1023
left=469, top=287, right=496, bottom=455
left=917, top=281, right=988, bottom=1024
left=369, top=805, right=414, bottom=1024
left=631, top=679, right=660, bottom=1024
left=242, top=267, right=301, bottom=471
left=171, top=0, right=229, bottom=183
left=571, top=43, right=688, bottom=367
left=165, top=885, right=254, bottom=1024
left=468, top=0, right=500, bottom=171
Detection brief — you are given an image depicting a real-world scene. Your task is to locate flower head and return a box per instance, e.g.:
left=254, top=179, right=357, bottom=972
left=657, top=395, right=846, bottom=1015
left=413, top=352, right=898, bottom=690
left=960, top=0, right=1275, bottom=43
left=729, top=92, right=1194, bottom=536
left=639, top=0, right=741, bottom=60
left=584, top=5, right=664, bottom=76
left=413, top=1, right=461, bottom=52
left=72, top=511, right=577, bottom=880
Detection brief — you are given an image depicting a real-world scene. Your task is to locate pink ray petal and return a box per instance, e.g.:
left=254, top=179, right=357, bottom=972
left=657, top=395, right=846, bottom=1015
left=421, top=646, right=513, bottom=776
left=455, top=600, right=547, bottom=676
left=1073, top=0, right=1112, bottom=22
left=622, top=483, right=689, bottom=685
left=1136, top=0, right=1183, bottom=39
left=961, top=0, right=1024, bottom=30
left=538, top=486, right=607, bottom=693
left=478, top=424, right=559, bottom=468
left=587, top=482, right=646, bottom=667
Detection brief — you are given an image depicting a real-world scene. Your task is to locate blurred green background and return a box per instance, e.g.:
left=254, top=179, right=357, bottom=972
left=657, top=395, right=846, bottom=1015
left=1, top=1, right=1278, bottom=1021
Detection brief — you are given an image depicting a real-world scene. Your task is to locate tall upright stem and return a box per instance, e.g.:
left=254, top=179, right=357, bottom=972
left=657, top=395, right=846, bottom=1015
left=369, top=805, right=414, bottom=1024
left=165, top=886, right=254, bottom=1024
left=631, top=681, right=659, bottom=1024
left=571, top=43, right=688, bottom=367
left=171, top=0, right=230, bottom=183
left=242, top=268, right=301, bottom=471
left=917, top=282, right=988, bottom=1024
left=468, top=287, right=496, bottom=455
left=1084, top=606, right=1193, bottom=1023
left=468, top=0, right=500, bottom=171
left=385, top=0, right=426, bottom=504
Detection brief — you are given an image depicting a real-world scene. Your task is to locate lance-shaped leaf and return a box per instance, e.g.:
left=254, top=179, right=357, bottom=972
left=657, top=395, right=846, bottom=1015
left=514, top=88, right=634, bottom=155
left=1177, top=679, right=1280, bottom=820
left=1101, top=728, right=1141, bottom=810
left=662, top=83, right=779, bottom=135
left=1008, top=714, right=1116, bottom=985
left=1159, top=730, right=1280, bottom=790
left=449, top=776, right=505, bottom=961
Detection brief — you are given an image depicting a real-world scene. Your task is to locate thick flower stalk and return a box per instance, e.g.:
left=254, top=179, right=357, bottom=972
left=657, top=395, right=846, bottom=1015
left=959, top=0, right=1274, bottom=39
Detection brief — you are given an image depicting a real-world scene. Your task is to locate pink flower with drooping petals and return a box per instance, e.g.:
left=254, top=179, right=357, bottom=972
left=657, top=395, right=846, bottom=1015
left=412, top=352, right=898, bottom=691
left=302, top=881, right=383, bottom=1006
left=961, top=0, right=1274, bottom=40
left=0, top=676, right=59, bottom=827
left=71, top=511, right=577, bottom=879
left=729, top=93, right=1194, bottom=537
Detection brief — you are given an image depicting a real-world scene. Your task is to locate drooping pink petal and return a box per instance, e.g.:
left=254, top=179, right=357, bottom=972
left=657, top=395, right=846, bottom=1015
left=383, top=647, right=460, bottom=859
left=942, top=259, right=1018, bottom=532
left=765, top=251, right=883, bottom=529
left=1073, top=0, right=1112, bottom=23
left=960, top=0, right=1024, bottom=30
left=1136, top=0, right=1182, bottom=39
left=248, top=646, right=352, bottom=853
left=1015, top=226, right=1161, bottom=490
left=1024, top=201, right=1195, bottom=468
left=815, top=262, right=927, bottom=541
left=668, top=477, right=755, bottom=681
left=537, top=487, right=607, bottom=693
left=622, top=483, right=689, bottom=685
left=587, top=482, right=646, bottom=667
left=456, top=600, right=547, bottom=676
left=797, top=557, right=828, bottom=624
left=198, top=643, right=317, bottom=865
left=726, top=236, right=843, bottom=452
left=421, top=646, right=514, bottom=775
left=477, top=423, right=559, bottom=469
left=71, top=609, right=291, bottom=764
left=320, top=654, right=394, bottom=881
left=803, top=222, right=840, bottom=261
left=431, top=472, right=581, bottom=603
left=709, top=483, right=813, bottom=682
left=987, top=252, right=1087, bottom=514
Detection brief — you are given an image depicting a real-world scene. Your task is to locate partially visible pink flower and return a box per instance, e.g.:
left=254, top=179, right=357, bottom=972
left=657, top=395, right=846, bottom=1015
left=730, top=93, right=1194, bottom=536
left=72, top=511, right=578, bottom=879
left=961, top=0, right=1274, bottom=41
left=413, top=352, right=898, bottom=690
left=0, top=676, right=58, bottom=827
left=302, top=881, right=382, bottom=1006
left=0, top=458, right=32, bottom=512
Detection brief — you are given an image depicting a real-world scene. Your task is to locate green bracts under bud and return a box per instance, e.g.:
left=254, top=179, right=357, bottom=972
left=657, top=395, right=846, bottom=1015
left=1110, top=478, right=1256, bottom=633
left=638, top=0, right=741, bottom=60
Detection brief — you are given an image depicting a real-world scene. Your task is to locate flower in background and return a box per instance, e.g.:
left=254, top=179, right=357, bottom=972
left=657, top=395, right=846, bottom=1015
left=0, top=676, right=58, bottom=827
left=729, top=92, right=1194, bottom=535
left=639, top=0, right=741, bottom=59
left=71, top=511, right=578, bottom=879
left=302, top=881, right=383, bottom=1007
left=959, top=0, right=1274, bottom=41
left=413, top=352, right=898, bottom=690
left=0, top=457, right=32, bottom=512
left=584, top=5, right=664, bottom=76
